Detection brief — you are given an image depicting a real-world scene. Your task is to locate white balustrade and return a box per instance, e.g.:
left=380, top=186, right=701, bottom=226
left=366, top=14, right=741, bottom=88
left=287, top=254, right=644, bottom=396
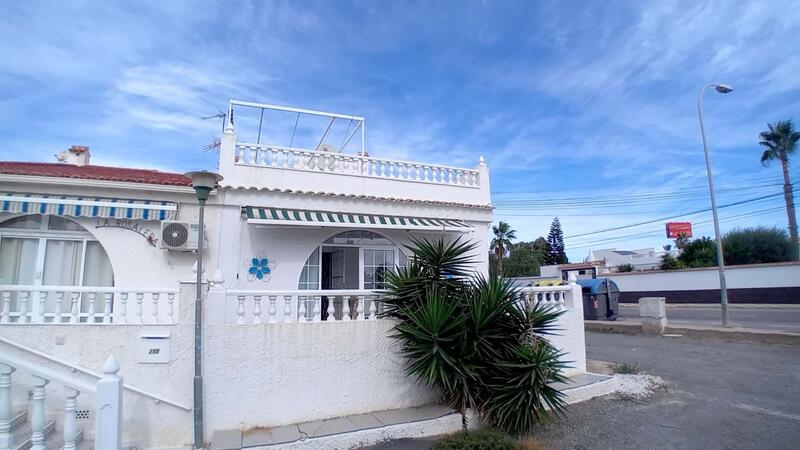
left=0, top=355, right=125, bottom=450
left=63, top=386, right=80, bottom=450
left=0, top=286, right=179, bottom=325
left=235, top=143, right=481, bottom=188
left=30, top=375, right=48, bottom=450
left=0, top=363, right=13, bottom=448
left=518, top=285, right=575, bottom=311
left=225, top=290, right=387, bottom=324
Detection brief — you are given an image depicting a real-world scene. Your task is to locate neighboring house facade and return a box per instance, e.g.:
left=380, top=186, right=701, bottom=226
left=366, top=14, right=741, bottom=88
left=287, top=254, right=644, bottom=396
left=587, top=247, right=664, bottom=271
left=0, top=101, right=587, bottom=448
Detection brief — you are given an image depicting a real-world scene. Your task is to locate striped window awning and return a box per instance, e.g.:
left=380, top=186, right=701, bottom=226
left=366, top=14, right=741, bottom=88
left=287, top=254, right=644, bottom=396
left=1, top=192, right=179, bottom=221
left=244, top=206, right=474, bottom=232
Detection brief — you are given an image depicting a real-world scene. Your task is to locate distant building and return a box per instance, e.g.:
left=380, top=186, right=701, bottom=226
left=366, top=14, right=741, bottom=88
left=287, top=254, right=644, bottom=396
left=588, top=247, right=665, bottom=271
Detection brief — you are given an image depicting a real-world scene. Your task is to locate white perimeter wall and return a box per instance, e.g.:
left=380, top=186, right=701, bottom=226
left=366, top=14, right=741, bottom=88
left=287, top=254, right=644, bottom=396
left=606, top=262, right=800, bottom=292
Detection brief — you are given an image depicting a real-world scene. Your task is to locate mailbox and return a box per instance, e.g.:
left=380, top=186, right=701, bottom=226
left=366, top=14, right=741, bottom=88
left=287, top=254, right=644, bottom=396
left=137, top=330, right=171, bottom=364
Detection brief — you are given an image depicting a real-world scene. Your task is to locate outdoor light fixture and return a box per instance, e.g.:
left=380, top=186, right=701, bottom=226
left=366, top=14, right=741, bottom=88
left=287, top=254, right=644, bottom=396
left=184, top=170, right=223, bottom=448
left=697, top=83, right=733, bottom=327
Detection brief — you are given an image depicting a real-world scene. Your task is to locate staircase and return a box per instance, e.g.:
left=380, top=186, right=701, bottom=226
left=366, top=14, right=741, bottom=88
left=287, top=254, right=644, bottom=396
left=0, top=356, right=108, bottom=450
left=3, top=410, right=88, bottom=450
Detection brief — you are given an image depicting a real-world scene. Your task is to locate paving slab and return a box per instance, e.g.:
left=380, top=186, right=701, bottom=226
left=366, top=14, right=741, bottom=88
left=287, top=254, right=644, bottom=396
left=347, top=412, right=384, bottom=430
left=210, top=430, right=242, bottom=450
left=372, top=404, right=453, bottom=426
left=299, top=416, right=361, bottom=438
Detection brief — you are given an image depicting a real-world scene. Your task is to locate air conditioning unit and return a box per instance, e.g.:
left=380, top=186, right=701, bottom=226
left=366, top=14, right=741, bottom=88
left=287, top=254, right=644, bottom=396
left=160, top=221, right=201, bottom=251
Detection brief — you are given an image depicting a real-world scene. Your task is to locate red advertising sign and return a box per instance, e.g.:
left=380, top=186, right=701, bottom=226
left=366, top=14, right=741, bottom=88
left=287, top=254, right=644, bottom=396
left=666, top=222, right=692, bottom=238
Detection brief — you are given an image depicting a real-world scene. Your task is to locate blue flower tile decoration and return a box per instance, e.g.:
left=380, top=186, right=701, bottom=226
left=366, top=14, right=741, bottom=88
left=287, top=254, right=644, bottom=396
left=249, top=258, right=272, bottom=279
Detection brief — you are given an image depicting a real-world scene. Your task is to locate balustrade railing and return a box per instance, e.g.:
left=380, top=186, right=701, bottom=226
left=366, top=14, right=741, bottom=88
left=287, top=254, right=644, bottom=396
left=225, top=289, right=387, bottom=324
left=235, top=143, right=481, bottom=188
left=518, top=285, right=573, bottom=311
left=224, top=285, right=575, bottom=325
left=0, top=286, right=179, bottom=325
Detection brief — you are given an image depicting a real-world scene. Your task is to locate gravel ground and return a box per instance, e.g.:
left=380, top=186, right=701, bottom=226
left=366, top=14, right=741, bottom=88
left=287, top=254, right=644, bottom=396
left=370, top=332, right=800, bottom=450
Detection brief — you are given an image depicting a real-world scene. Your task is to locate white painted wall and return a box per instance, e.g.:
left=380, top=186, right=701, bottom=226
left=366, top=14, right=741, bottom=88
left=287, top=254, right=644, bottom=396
left=606, top=262, right=800, bottom=292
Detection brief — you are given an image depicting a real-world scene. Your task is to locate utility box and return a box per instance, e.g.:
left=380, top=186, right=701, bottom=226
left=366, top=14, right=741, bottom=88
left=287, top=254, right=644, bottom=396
left=137, top=331, right=171, bottom=364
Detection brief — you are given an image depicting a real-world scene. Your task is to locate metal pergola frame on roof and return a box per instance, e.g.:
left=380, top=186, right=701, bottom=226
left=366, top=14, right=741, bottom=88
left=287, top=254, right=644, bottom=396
left=229, top=100, right=366, bottom=155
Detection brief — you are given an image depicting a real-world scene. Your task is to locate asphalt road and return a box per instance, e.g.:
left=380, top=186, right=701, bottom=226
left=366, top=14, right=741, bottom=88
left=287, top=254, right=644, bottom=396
left=527, top=332, right=800, bottom=449
left=369, top=332, right=800, bottom=450
left=618, top=304, right=800, bottom=332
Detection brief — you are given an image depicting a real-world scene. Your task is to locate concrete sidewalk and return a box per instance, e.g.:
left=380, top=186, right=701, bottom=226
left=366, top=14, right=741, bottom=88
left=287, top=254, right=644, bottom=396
left=586, top=318, right=800, bottom=345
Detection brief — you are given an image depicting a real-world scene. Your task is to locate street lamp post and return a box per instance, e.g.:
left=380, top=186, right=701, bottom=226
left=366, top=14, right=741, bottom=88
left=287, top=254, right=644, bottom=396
left=184, top=170, right=223, bottom=448
left=697, top=83, right=733, bottom=327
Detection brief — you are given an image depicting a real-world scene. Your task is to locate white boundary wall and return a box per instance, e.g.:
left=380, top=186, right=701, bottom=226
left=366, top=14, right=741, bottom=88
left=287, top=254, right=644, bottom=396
left=607, top=262, right=800, bottom=292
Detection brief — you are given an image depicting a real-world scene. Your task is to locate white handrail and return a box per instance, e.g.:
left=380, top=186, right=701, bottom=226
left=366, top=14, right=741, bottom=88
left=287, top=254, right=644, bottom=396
left=226, top=289, right=388, bottom=296
left=0, top=285, right=177, bottom=294
left=0, top=336, right=191, bottom=411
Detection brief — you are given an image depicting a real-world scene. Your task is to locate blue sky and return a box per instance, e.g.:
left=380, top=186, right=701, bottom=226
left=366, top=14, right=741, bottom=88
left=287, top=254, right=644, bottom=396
left=1, top=0, right=798, bottom=261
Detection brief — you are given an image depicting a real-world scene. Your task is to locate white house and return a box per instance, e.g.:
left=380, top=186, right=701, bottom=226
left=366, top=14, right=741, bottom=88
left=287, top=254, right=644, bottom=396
left=0, top=101, right=588, bottom=449
left=587, top=247, right=665, bottom=271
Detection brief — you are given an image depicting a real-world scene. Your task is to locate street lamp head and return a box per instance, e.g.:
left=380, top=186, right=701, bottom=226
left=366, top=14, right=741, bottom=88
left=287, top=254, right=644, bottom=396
left=184, top=170, right=223, bottom=203
left=714, top=84, right=733, bottom=94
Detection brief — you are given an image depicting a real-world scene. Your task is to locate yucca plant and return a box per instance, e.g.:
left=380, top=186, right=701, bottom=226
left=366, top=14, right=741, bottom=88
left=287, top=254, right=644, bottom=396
left=382, top=235, right=569, bottom=435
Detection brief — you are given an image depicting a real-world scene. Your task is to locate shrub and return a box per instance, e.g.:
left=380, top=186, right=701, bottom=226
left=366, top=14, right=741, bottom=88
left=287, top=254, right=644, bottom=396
left=723, top=227, right=794, bottom=265
left=678, top=237, right=717, bottom=268
left=616, top=263, right=634, bottom=272
left=659, top=253, right=683, bottom=270
left=383, top=236, right=568, bottom=436
left=433, top=430, right=517, bottom=450
left=611, top=362, right=641, bottom=374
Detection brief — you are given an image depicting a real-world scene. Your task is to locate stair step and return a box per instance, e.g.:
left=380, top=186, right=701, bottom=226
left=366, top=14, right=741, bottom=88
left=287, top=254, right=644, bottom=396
left=8, top=410, right=26, bottom=433
left=10, top=419, right=56, bottom=450
left=47, top=428, right=85, bottom=449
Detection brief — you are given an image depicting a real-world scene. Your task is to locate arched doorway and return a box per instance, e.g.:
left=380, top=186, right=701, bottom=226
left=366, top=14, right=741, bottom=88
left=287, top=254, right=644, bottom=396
left=298, top=230, right=406, bottom=291
left=297, top=230, right=407, bottom=320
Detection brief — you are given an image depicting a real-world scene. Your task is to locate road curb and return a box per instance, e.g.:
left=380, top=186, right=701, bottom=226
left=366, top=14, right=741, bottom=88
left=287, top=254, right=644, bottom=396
left=585, top=320, right=800, bottom=345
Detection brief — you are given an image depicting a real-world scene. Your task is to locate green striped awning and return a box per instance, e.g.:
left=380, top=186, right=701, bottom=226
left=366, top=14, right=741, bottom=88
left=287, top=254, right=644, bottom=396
left=244, top=206, right=474, bottom=232
left=1, top=192, right=179, bottom=221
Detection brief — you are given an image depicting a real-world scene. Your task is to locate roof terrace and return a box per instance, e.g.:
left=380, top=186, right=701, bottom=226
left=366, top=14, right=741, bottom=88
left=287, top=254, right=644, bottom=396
left=217, top=101, right=491, bottom=207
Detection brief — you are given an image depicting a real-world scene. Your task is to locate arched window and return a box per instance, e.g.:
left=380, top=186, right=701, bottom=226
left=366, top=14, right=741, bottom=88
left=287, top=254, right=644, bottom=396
left=298, top=230, right=407, bottom=290
left=0, top=214, right=114, bottom=287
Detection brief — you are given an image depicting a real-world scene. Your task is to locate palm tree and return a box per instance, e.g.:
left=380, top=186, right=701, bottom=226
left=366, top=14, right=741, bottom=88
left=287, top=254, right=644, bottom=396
left=759, top=120, right=800, bottom=259
left=491, top=221, right=517, bottom=274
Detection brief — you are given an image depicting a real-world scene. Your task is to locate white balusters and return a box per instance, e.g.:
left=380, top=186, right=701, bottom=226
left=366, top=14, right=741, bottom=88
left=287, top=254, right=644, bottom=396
left=356, top=296, right=365, bottom=321
left=283, top=296, right=292, bottom=322
left=0, top=292, right=10, bottom=324
left=151, top=293, right=160, bottom=324
left=0, top=363, right=14, bottom=448
left=268, top=296, right=277, bottom=323
left=30, top=375, right=49, bottom=450
left=342, top=296, right=351, bottom=321
left=312, top=296, right=321, bottom=322
left=236, top=295, right=246, bottom=324
left=87, top=292, right=97, bottom=323
left=368, top=296, right=378, bottom=320
left=326, top=296, right=335, bottom=321
left=252, top=295, right=262, bottom=324
left=119, top=293, right=128, bottom=324
left=167, top=293, right=175, bottom=324
left=234, top=143, right=481, bottom=187
left=18, top=292, right=29, bottom=324
left=103, top=292, right=113, bottom=324
left=53, top=292, right=64, bottom=324
left=298, top=296, right=307, bottom=322
left=70, top=293, right=80, bottom=324
left=63, top=386, right=80, bottom=450
left=34, top=292, right=46, bottom=323
left=135, top=293, right=144, bottom=324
